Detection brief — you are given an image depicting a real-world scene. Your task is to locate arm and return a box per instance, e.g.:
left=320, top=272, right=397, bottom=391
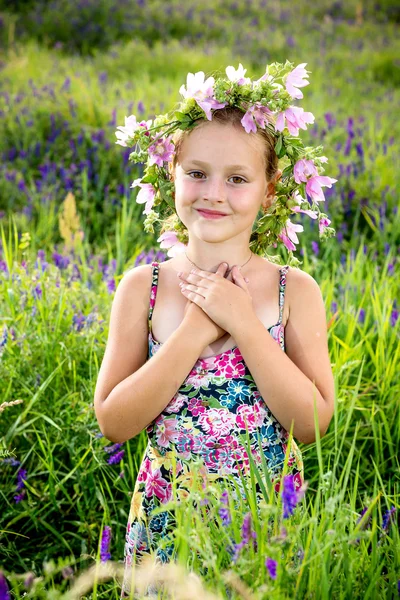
left=96, top=321, right=207, bottom=444
left=229, top=268, right=335, bottom=444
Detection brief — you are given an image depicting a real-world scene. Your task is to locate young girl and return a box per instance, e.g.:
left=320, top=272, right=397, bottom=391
left=94, top=65, right=336, bottom=597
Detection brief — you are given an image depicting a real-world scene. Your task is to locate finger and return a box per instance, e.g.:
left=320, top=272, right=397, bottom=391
left=217, top=262, right=229, bottom=278
left=232, top=265, right=250, bottom=284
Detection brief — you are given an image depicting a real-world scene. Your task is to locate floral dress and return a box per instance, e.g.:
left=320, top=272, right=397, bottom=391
left=121, top=261, right=304, bottom=597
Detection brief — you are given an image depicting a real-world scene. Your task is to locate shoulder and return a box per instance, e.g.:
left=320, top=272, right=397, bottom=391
left=115, top=263, right=156, bottom=301
left=285, top=266, right=324, bottom=318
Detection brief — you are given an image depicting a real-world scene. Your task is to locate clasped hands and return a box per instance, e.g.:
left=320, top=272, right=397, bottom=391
left=177, top=263, right=256, bottom=336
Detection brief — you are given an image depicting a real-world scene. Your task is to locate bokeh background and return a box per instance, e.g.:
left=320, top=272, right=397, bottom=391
left=0, top=1, right=399, bottom=597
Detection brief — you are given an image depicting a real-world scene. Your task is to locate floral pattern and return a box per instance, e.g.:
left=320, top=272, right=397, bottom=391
left=121, top=261, right=304, bottom=598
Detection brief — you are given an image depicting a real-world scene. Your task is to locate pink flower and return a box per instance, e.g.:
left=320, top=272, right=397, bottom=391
left=285, top=63, right=310, bottom=99
left=179, top=71, right=227, bottom=120
left=291, top=191, right=318, bottom=219
left=137, top=457, right=152, bottom=482
left=198, top=408, right=235, bottom=437
left=148, top=135, right=175, bottom=167
left=225, top=63, right=251, bottom=85
left=293, top=159, right=318, bottom=184
left=241, top=102, right=274, bottom=134
left=164, top=394, right=186, bottom=414
left=236, top=402, right=267, bottom=432
left=306, top=175, right=337, bottom=203
left=145, top=468, right=172, bottom=502
left=157, top=231, right=187, bottom=258
left=154, top=415, right=180, bottom=448
left=275, top=106, right=315, bottom=136
left=130, top=178, right=156, bottom=214
left=115, top=116, right=152, bottom=146
left=293, top=159, right=338, bottom=202
left=319, top=216, right=332, bottom=233
left=278, top=219, right=304, bottom=251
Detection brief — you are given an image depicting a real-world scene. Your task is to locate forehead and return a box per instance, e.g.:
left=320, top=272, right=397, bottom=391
left=177, top=121, right=265, bottom=170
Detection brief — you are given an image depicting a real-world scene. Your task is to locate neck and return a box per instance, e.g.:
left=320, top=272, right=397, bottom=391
left=182, top=248, right=254, bottom=273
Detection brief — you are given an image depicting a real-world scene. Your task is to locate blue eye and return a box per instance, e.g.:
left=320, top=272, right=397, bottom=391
left=187, top=171, right=246, bottom=184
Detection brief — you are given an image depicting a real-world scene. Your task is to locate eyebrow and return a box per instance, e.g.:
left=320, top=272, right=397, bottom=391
left=186, top=159, right=252, bottom=173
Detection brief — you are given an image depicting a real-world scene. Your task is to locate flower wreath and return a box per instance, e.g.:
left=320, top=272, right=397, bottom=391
left=115, top=61, right=337, bottom=267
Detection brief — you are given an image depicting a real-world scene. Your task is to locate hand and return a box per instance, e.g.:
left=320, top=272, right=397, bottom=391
left=181, top=263, right=230, bottom=347
left=178, top=262, right=255, bottom=336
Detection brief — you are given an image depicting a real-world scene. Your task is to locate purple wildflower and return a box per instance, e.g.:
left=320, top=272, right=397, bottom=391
left=16, top=468, right=27, bottom=490
left=100, top=526, right=112, bottom=562
left=241, top=512, right=252, bottom=545
left=265, top=557, right=277, bottom=579
left=104, top=443, right=123, bottom=454
left=358, top=308, right=365, bottom=324
left=231, top=512, right=257, bottom=562
left=14, top=491, right=27, bottom=504
left=23, top=572, right=35, bottom=590
left=0, top=571, right=10, bottom=600
left=219, top=490, right=231, bottom=527
left=107, top=449, right=125, bottom=465
left=282, top=474, right=303, bottom=519
left=381, top=506, right=396, bottom=532
left=391, top=309, right=399, bottom=327
left=356, top=506, right=370, bottom=527
left=62, top=566, right=74, bottom=579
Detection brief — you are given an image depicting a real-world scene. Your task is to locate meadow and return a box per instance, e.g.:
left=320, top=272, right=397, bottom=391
left=0, top=0, right=399, bottom=598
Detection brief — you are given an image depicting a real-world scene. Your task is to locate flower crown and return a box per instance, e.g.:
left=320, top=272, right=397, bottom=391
left=115, top=61, right=337, bottom=267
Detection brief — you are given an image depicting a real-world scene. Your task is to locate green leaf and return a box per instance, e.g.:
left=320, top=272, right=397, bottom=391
left=274, top=136, right=283, bottom=156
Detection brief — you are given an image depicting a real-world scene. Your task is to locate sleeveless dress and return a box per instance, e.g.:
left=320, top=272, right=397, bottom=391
left=121, top=261, right=304, bottom=597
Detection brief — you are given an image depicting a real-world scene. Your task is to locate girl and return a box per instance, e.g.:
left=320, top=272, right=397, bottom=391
left=94, top=72, right=336, bottom=598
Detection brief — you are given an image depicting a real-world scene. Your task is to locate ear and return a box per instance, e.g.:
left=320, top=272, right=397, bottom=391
left=168, top=161, right=175, bottom=182
left=262, top=169, right=282, bottom=210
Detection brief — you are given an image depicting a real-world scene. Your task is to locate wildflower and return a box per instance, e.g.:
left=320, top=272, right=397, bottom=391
left=157, top=230, right=187, bottom=258
left=62, top=566, right=74, bottom=579
left=100, top=526, right=112, bottom=562
left=107, top=450, right=125, bottom=465
left=115, top=115, right=151, bottom=147
left=275, top=106, right=315, bottom=137
left=16, top=468, right=27, bottom=490
left=278, top=219, right=304, bottom=251
left=225, top=63, right=251, bottom=85
left=282, top=474, right=304, bottom=519
left=265, top=557, right=277, bottom=579
left=219, top=490, right=232, bottom=526
left=148, top=135, right=175, bottom=167
left=104, top=443, right=123, bottom=454
left=381, top=506, right=396, bottom=533
left=241, top=103, right=274, bottom=134
left=14, top=467, right=28, bottom=503
left=130, top=179, right=156, bottom=215
left=231, top=512, right=257, bottom=563
left=23, top=572, right=35, bottom=590
left=179, top=71, right=227, bottom=120
left=285, top=63, right=310, bottom=99
left=0, top=571, right=10, bottom=599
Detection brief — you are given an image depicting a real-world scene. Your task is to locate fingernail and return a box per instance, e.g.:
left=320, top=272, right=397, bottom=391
left=245, top=277, right=250, bottom=283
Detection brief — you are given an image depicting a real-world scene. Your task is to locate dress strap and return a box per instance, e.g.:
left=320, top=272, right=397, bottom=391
left=148, top=261, right=160, bottom=333
left=277, top=265, right=290, bottom=324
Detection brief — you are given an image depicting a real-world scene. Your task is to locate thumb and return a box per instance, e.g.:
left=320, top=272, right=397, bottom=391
left=217, top=262, right=229, bottom=276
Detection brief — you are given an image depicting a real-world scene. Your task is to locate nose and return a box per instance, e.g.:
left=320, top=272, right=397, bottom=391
left=203, top=176, right=227, bottom=202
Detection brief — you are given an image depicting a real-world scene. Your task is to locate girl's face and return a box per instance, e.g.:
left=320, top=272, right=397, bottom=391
left=172, top=121, right=276, bottom=247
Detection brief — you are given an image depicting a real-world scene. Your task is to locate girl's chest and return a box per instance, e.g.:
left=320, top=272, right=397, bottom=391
left=150, top=266, right=289, bottom=359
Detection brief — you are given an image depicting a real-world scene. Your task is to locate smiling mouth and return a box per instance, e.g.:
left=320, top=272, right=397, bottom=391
left=196, top=209, right=228, bottom=219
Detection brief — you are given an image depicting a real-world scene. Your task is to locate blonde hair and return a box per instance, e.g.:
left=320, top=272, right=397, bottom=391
left=161, top=106, right=279, bottom=237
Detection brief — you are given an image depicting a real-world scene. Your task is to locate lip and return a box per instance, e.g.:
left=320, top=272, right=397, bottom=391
left=196, top=209, right=228, bottom=219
